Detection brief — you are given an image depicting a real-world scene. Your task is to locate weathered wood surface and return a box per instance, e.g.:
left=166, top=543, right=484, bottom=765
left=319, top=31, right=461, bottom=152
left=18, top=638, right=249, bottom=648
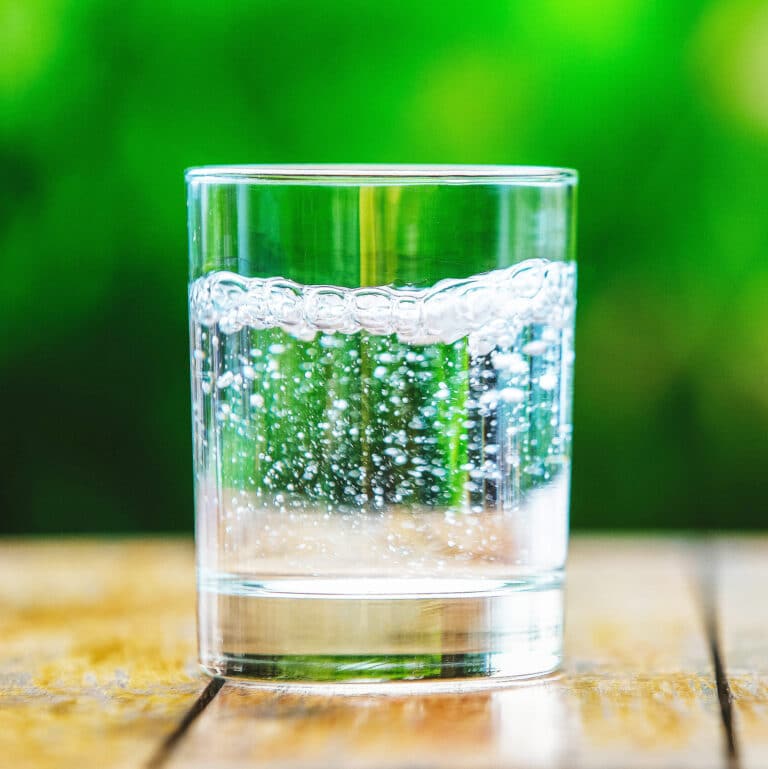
left=0, top=537, right=753, bottom=769
left=715, top=537, right=768, bottom=769
left=0, top=540, right=201, bottom=769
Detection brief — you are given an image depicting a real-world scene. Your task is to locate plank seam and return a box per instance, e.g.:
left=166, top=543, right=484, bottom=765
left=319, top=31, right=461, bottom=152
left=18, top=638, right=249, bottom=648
left=144, top=676, right=225, bottom=769
left=709, top=631, right=740, bottom=769
left=695, top=541, right=741, bottom=769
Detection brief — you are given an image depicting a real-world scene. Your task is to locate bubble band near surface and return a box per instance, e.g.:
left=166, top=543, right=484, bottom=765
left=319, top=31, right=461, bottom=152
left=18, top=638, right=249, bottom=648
left=190, top=259, right=576, bottom=350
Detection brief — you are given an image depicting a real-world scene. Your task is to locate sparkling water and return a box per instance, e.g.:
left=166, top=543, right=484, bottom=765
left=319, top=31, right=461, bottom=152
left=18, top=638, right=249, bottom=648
left=190, top=258, right=576, bottom=681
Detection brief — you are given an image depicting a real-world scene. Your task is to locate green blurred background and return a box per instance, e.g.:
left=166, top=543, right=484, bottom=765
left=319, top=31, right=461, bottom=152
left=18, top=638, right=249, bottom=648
left=2, top=0, right=767, bottom=533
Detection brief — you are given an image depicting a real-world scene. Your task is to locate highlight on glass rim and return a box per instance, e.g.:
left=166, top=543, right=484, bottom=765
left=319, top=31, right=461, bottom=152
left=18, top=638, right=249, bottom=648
left=3, top=2, right=768, bottom=764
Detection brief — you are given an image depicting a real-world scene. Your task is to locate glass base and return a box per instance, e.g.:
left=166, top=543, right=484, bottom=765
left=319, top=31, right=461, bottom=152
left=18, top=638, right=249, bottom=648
left=199, top=574, right=563, bottom=685
left=202, top=653, right=561, bottom=687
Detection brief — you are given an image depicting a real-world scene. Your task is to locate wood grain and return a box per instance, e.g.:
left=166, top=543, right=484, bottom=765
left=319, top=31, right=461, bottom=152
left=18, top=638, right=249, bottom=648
left=0, top=539, right=201, bottom=769
left=715, top=537, right=768, bottom=769
left=167, top=537, right=725, bottom=769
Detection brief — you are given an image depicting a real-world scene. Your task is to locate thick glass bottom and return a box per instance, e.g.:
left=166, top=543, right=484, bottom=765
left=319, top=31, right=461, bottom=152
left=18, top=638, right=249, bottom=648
left=199, top=574, right=564, bottom=685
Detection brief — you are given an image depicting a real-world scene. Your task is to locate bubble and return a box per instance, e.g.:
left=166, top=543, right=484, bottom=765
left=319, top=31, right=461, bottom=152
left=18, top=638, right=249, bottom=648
left=373, top=366, right=388, bottom=379
left=468, top=334, right=495, bottom=358
left=216, top=371, right=234, bottom=389
left=492, top=351, right=528, bottom=375
left=522, top=340, right=548, bottom=356
left=499, top=387, right=525, bottom=403
left=539, top=373, right=558, bottom=391
left=395, top=296, right=421, bottom=339
left=305, top=288, right=350, bottom=331
left=250, top=393, right=265, bottom=408
left=434, top=383, right=450, bottom=400
left=354, top=290, right=392, bottom=332
left=479, top=391, right=499, bottom=410
left=292, top=325, right=318, bottom=342
left=270, top=281, right=302, bottom=325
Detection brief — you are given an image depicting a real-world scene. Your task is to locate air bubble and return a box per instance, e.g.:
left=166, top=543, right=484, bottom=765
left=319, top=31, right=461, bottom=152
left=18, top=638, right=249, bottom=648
left=216, top=371, right=234, bottom=389
left=522, top=340, right=548, bottom=356
left=539, top=373, right=557, bottom=391
left=434, top=383, right=450, bottom=400
left=492, top=351, right=528, bottom=375
left=499, top=387, right=525, bottom=403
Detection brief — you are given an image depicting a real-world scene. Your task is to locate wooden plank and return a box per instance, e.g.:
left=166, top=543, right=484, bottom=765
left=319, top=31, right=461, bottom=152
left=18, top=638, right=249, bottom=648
left=168, top=536, right=725, bottom=769
left=0, top=539, right=201, bottom=769
left=562, top=538, right=721, bottom=768
left=716, top=536, right=768, bottom=769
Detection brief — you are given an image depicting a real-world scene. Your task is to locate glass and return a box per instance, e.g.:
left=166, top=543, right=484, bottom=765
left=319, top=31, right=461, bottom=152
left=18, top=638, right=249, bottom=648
left=187, top=164, right=577, bottom=684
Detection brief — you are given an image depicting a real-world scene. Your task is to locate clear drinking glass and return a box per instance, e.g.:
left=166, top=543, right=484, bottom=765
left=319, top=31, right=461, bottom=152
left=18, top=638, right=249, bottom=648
left=187, top=165, right=577, bottom=684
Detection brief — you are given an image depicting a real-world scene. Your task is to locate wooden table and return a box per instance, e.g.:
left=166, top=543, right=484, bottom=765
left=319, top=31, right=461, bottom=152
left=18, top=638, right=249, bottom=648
left=0, top=537, right=765, bottom=769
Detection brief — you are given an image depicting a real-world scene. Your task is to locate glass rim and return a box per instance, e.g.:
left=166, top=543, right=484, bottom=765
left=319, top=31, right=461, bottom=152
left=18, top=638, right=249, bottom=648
left=185, top=164, right=577, bottom=186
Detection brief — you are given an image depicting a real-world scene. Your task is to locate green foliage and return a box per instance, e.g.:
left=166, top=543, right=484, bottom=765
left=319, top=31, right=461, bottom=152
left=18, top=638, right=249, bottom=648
left=2, top=0, right=768, bottom=532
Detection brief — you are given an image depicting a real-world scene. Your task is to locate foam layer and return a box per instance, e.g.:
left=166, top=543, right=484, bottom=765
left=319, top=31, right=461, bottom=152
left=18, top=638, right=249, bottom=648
left=190, top=258, right=576, bottom=346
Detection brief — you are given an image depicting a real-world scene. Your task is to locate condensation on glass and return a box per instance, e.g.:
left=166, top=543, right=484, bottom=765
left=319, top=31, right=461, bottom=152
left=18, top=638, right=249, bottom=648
left=187, top=165, right=578, bottom=684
